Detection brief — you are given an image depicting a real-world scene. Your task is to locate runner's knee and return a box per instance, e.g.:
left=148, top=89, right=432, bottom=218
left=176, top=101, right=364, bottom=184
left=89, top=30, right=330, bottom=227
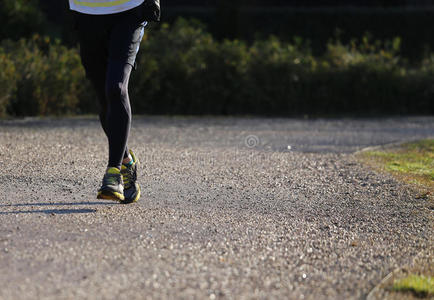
left=106, top=81, right=128, bottom=104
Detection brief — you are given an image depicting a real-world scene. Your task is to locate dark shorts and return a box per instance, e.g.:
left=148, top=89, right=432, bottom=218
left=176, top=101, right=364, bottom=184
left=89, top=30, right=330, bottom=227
left=74, top=7, right=147, bottom=74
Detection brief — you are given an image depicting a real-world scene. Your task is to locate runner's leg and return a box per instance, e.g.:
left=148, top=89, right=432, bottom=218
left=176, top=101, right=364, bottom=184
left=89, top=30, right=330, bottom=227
left=105, top=62, right=133, bottom=170
left=75, top=13, right=130, bottom=161
left=105, top=13, right=145, bottom=170
left=98, top=76, right=130, bottom=161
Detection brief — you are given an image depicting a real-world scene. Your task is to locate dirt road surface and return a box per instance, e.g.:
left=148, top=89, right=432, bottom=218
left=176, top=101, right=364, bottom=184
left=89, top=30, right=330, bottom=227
left=0, top=116, right=433, bottom=299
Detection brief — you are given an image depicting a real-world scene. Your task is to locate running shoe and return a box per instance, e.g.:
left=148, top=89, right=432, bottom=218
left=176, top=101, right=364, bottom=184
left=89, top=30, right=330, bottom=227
left=121, top=149, right=141, bottom=204
left=97, top=167, right=125, bottom=201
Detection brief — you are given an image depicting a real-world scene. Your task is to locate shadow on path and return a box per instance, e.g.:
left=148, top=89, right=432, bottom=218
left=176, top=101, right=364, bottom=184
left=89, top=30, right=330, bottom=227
left=0, top=201, right=114, bottom=207
left=0, top=201, right=116, bottom=215
left=0, top=208, right=97, bottom=215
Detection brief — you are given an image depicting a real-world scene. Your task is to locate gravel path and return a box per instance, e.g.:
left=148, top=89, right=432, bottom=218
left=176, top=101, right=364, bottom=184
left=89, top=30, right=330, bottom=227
left=0, top=116, right=432, bottom=300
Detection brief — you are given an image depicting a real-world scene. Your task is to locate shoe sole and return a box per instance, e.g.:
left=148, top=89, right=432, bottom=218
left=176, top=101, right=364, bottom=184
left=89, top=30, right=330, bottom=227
left=97, top=190, right=125, bottom=201
left=121, top=183, right=141, bottom=204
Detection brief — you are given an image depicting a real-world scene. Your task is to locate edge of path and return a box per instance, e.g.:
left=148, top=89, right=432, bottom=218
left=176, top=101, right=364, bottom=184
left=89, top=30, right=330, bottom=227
left=356, top=142, right=433, bottom=300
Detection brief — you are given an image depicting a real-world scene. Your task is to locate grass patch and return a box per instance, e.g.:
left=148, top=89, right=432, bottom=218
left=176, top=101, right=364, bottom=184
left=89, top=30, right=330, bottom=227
left=392, top=275, right=434, bottom=297
left=360, top=140, right=433, bottom=298
left=360, top=139, right=434, bottom=190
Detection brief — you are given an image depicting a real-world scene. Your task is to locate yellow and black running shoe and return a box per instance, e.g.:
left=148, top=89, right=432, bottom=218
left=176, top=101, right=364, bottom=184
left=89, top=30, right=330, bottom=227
left=121, top=149, right=141, bottom=204
left=97, top=167, right=125, bottom=201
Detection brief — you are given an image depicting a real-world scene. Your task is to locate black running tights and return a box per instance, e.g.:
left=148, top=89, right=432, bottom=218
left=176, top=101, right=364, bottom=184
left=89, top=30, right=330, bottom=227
left=75, top=9, right=145, bottom=170
left=99, top=62, right=132, bottom=169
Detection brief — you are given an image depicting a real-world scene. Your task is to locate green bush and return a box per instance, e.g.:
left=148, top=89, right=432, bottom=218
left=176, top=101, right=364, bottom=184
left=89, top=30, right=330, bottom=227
left=0, top=19, right=433, bottom=117
left=130, top=19, right=432, bottom=115
left=132, top=19, right=245, bottom=114
left=240, top=36, right=315, bottom=114
left=313, top=36, right=433, bottom=114
left=0, top=51, right=17, bottom=117
left=132, top=20, right=317, bottom=115
left=0, top=35, right=93, bottom=116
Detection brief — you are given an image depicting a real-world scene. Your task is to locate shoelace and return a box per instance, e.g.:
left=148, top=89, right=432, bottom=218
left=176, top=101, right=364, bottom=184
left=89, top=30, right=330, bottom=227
left=121, top=166, right=136, bottom=189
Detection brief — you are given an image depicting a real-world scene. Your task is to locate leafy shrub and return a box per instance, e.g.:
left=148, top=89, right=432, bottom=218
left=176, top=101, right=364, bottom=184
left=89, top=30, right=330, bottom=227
left=130, top=19, right=432, bottom=115
left=0, top=35, right=93, bottom=116
left=132, top=19, right=239, bottom=114
left=241, top=36, right=316, bottom=114
left=314, top=36, right=433, bottom=114
left=132, top=20, right=317, bottom=115
left=0, top=19, right=433, bottom=117
left=0, top=51, right=17, bottom=117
